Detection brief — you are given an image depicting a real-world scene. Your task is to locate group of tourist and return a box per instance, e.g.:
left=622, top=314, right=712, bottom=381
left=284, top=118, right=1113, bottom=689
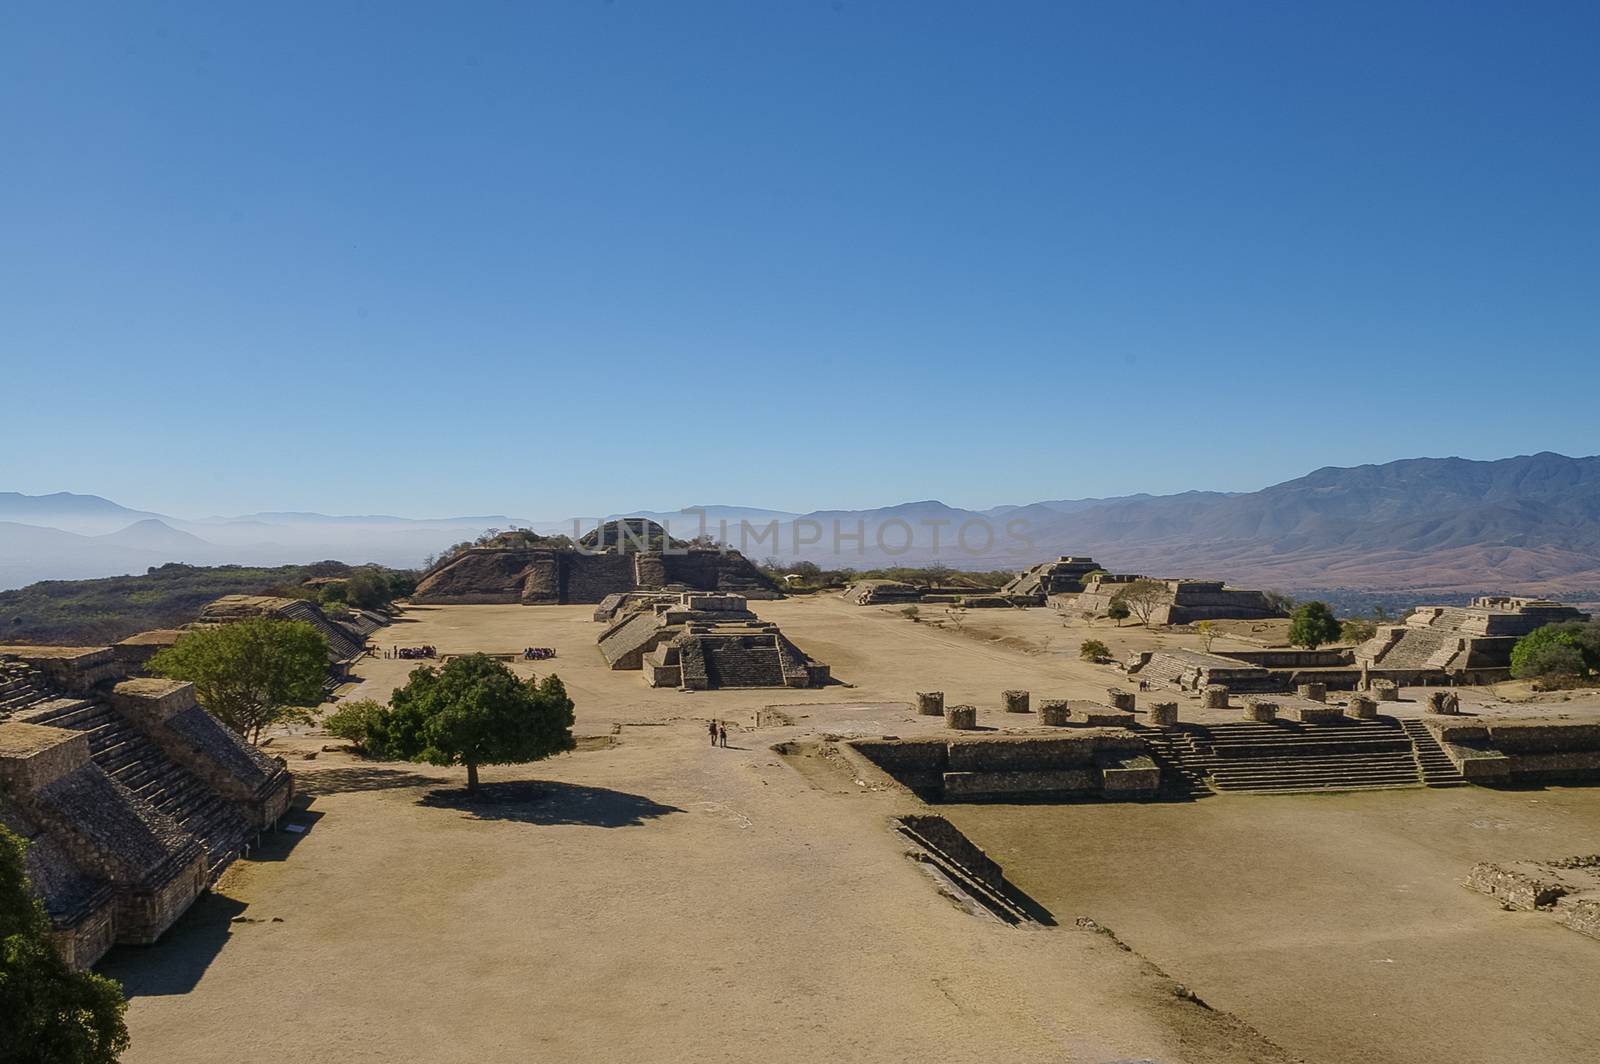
left=707, top=719, right=728, bottom=748
left=390, top=645, right=437, bottom=659
left=522, top=647, right=557, bottom=660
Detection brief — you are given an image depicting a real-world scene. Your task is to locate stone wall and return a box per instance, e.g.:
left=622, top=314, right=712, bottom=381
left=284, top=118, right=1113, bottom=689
left=849, top=733, right=1159, bottom=801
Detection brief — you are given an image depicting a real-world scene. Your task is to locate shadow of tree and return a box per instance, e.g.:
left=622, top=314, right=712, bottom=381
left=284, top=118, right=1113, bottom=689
left=296, top=766, right=439, bottom=796
left=417, top=780, right=683, bottom=827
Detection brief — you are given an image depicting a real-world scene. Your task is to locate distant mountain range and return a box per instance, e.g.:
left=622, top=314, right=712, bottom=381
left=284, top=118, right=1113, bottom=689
left=4, top=452, right=1600, bottom=598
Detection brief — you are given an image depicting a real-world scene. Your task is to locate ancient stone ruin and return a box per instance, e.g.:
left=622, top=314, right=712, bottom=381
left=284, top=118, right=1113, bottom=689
left=844, top=580, right=923, bottom=606
left=1355, top=596, right=1590, bottom=684
left=196, top=595, right=380, bottom=681
left=0, top=648, right=293, bottom=968
left=849, top=732, right=1160, bottom=801
left=413, top=520, right=780, bottom=605
left=1469, top=855, right=1600, bottom=941
left=998, top=556, right=1103, bottom=606
left=596, top=592, right=828, bottom=690
left=1065, top=575, right=1285, bottom=623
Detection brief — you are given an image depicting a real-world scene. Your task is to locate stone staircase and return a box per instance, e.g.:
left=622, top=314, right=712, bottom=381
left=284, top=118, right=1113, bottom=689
left=1139, top=728, right=1213, bottom=799
left=1145, top=717, right=1444, bottom=795
left=1400, top=718, right=1468, bottom=787
left=700, top=636, right=786, bottom=688
left=0, top=661, right=55, bottom=718
left=25, top=697, right=252, bottom=882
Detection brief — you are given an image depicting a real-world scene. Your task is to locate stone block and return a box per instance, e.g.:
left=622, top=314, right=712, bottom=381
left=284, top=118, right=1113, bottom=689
left=1372, top=679, right=1400, bottom=701
left=1200, top=685, right=1229, bottom=709
left=1003, top=689, right=1030, bottom=713
left=1296, top=682, right=1327, bottom=703
left=1428, top=690, right=1462, bottom=715
left=1346, top=695, right=1378, bottom=719
left=1147, top=702, right=1179, bottom=727
left=0, top=722, right=92, bottom=791
left=916, top=691, right=944, bottom=716
left=1039, top=699, right=1071, bottom=726
left=1074, top=705, right=1135, bottom=728
left=1244, top=699, right=1278, bottom=722
left=945, top=704, right=977, bottom=730
left=1105, top=688, right=1136, bottom=711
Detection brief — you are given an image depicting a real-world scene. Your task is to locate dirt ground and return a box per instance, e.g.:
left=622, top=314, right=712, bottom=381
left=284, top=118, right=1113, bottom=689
left=100, top=596, right=1600, bottom=1063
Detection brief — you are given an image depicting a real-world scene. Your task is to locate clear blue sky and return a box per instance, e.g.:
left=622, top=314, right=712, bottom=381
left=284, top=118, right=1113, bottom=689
left=3, top=1, right=1597, bottom=518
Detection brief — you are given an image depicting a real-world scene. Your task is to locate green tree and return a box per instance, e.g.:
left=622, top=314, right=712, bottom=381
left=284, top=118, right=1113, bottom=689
left=147, top=618, right=329, bottom=743
left=374, top=655, right=575, bottom=793
left=321, top=699, right=391, bottom=755
left=344, top=569, right=392, bottom=611
left=1510, top=622, right=1600, bottom=680
left=1111, top=579, right=1168, bottom=626
left=1106, top=601, right=1130, bottom=626
left=0, top=826, right=129, bottom=1064
left=1340, top=618, right=1378, bottom=644
left=1288, top=601, right=1341, bottom=650
left=1079, top=639, right=1111, bottom=662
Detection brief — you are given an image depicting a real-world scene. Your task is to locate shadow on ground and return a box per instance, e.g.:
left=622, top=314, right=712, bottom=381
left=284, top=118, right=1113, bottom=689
left=417, top=780, right=683, bottom=827
left=295, top=766, right=439, bottom=796
left=98, top=892, right=249, bottom=998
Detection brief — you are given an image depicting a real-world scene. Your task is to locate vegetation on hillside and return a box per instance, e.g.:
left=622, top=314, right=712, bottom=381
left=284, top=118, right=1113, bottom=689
left=0, top=562, right=417, bottom=646
left=0, top=825, right=129, bottom=1063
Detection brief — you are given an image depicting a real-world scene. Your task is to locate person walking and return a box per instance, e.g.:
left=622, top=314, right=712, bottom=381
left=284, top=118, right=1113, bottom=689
left=717, top=722, right=728, bottom=748
left=708, top=719, right=719, bottom=747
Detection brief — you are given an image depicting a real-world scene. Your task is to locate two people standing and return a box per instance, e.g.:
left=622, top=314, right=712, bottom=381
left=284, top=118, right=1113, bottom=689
left=707, top=719, right=728, bottom=748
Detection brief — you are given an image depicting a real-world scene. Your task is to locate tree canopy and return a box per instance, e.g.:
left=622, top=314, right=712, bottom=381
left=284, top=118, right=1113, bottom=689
left=1110, top=579, right=1168, bottom=626
left=1510, top=622, right=1600, bottom=681
left=372, top=655, right=576, bottom=792
left=0, top=826, right=129, bottom=1064
left=147, top=618, right=329, bottom=743
left=1288, top=601, right=1341, bottom=649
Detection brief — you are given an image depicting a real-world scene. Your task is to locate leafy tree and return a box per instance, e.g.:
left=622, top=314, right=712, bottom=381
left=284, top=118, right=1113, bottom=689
left=343, top=569, right=392, bottom=611
left=1080, top=639, right=1111, bottom=662
left=1111, top=579, right=1168, bottom=626
left=321, top=699, right=391, bottom=755
left=317, top=582, right=348, bottom=607
left=147, top=618, right=329, bottom=743
left=374, top=655, right=575, bottom=793
left=1194, top=619, right=1217, bottom=652
left=0, top=826, right=129, bottom=1064
left=1510, top=622, right=1600, bottom=680
left=1106, top=601, right=1130, bottom=627
left=1288, top=601, right=1341, bottom=650
left=1340, top=618, right=1378, bottom=644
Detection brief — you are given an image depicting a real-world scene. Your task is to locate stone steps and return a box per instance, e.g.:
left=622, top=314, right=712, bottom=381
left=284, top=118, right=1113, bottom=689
left=1400, top=719, right=1468, bottom=787
left=24, top=682, right=252, bottom=884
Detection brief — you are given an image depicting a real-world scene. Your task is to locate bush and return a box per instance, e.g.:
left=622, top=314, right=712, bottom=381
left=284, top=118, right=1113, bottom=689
left=900, top=605, right=920, bottom=622
left=1340, top=619, right=1377, bottom=644
left=1288, top=602, right=1341, bottom=649
left=1080, top=639, right=1111, bottom=662
left=323, top=699, right=391, bottom=754
left=1510, top=622, right=1600, bottom=680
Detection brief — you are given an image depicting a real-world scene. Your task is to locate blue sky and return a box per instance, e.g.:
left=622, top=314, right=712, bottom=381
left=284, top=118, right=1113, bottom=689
left=2, top=1, right=1597, bottom=519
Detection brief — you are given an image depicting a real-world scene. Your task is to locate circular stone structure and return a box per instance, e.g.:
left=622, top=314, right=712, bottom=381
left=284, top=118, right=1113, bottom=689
left=1201, top=685, right=1229, bottom=709
left=1106, top=688, right=1136, bottom=711
left=916, top=691, right=944, bottom=716
left=1003, top=689, right=1030, bottom=713
left=1346, top=695, right=1378, bottom=719
left=945, top=704, right=977, bottom=730
left=1372, top=679, right=1400, bottom=701
left=1148, top=702, right=1179, bottom=727
left=1297, top=682, right=1328, bottom=703
left=1039, top=699, right=1071, bottom=726
left=1244, top=698, right=1279, bottom=722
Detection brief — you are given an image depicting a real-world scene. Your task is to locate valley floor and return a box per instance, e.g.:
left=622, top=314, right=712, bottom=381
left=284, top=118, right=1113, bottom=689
left=100, top=597, right=1600, bottom=1063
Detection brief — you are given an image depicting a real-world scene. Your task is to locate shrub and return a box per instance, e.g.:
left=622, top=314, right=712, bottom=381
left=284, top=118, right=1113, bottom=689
left=1288, top=602, right=1341, bottom=649
left=900, top=605, right=920, bottom=622
left=1080, top=639, right=1111, bottom=662
left=323, top=699, right=391, bottom=754
left=1510, top=622, right=1600, bottom=680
